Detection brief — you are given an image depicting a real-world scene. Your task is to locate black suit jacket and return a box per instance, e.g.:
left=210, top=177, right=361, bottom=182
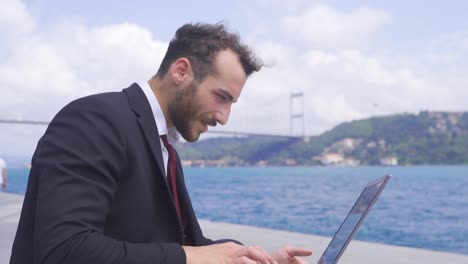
left=10, top=84, right=223, bottom=264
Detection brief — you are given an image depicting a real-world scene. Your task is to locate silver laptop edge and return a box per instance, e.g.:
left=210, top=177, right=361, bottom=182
left=317, top=174, right=392, bottom=264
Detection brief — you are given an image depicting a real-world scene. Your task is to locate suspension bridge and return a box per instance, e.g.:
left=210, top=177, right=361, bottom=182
left=0, top=119, right=301, bottom=139
left=0, top=92, right=307, bottom=140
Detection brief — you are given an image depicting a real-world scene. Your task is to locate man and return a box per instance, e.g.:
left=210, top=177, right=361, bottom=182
left=0, top=157, right=7, bottom=189
left=10, top=23, right=312, bottom=263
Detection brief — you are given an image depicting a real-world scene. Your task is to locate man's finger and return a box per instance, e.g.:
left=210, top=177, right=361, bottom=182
left=238, top=246, right=271, bottom=264
left=254, top=246, right=277, bottom=264
left=234, top=256, right=262, bottom=264
left=293, top=257, right=307, bottom=264
left=285, top=247, right=313, bottom=257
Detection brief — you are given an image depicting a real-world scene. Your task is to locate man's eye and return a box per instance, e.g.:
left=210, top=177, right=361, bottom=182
left=216, top=94, right=226, bottom=103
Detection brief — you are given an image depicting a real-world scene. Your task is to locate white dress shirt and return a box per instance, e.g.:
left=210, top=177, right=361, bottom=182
left=140, top=81, right=179, bottom=176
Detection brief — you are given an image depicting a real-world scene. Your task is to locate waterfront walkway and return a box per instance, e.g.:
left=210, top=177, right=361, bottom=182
left=1, top=192, right=467, bottom=263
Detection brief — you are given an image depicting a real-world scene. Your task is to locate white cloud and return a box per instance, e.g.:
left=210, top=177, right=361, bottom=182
left=426, top=30, right=468, bottom=65
left=253, top=0, right=312, bottom=11
left=0, top=0, right=168, bottom=155
left=310, top=95, right=362, bottom=124
left=1, top=0, right=468, bottom=156
left=0, top=0, right=35, bottom=57
left=221, top=39, right=467, bottom=136
left=281, top=4, right=391, bottom=49
left=0, top=21, right=167, bottom=119
left=305, top=50, right=338, bottom=65
left=0, top=0, right=34, bottom=36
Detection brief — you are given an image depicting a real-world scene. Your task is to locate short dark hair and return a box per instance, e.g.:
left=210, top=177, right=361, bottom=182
left=156, top=22, right=263, bottom=80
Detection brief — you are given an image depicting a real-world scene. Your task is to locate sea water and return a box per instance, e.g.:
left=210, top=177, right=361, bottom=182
left=5, top=166, right=468, bottom=255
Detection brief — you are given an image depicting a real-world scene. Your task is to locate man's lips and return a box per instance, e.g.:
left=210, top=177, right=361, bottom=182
left=206, top=119, right=217, bottom=127
left=202, top=119, right=217, bottom=127
left=201, top=122, right=208, bottom=132
left=201, top=119, right=217, bottom=133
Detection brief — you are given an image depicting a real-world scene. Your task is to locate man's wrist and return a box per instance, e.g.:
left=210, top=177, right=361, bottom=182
left=182, top=246, right=194, bottom=264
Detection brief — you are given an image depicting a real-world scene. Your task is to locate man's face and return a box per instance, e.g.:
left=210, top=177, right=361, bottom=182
left=168, top=49, right=247, bottom=142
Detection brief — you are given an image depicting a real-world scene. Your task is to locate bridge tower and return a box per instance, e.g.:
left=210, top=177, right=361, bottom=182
left=289, top=92, right=305, bottom=137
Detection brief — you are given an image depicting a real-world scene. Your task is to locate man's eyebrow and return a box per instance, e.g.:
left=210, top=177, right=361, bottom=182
left=217, top=88, right=236, bottom=103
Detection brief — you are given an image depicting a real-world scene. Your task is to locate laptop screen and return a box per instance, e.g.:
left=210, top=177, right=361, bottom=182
left=318, top=175, right=390, bottom=264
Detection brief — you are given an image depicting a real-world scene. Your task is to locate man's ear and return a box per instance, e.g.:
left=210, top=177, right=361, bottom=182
left=170, top=58, right=192, bottom=84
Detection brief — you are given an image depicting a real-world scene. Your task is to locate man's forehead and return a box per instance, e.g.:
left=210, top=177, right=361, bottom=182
left=216, top=49, right=246, bottom=73
left=212, top=50, right=246, bottom=97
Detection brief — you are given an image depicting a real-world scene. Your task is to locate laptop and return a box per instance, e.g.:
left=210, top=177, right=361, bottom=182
left=317, top=175, right=391, bottom=264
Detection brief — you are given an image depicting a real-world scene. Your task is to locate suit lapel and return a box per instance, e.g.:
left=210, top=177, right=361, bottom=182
left=138, top=116, right=167, bottom=177
left=123, top=83, right=167, bottom=179
left=123, top=83, right=185, bottom=243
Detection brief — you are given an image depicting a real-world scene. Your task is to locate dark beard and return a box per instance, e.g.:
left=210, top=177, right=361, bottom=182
left=168, top=82, right=200, bottom=142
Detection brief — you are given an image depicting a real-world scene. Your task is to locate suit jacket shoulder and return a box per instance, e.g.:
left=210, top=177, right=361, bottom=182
left=10, top=84, right=187, bottom=264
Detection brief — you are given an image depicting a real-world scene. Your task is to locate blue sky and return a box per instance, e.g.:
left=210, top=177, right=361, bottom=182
left=1, top=0, right=468, bottom=156
left=24, top=0, right=468, bottom=51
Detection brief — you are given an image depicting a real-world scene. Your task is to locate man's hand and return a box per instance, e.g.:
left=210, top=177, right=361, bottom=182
left=183, top=242, right=277, bottom=264
left=271, top=246, right=312, bottom=264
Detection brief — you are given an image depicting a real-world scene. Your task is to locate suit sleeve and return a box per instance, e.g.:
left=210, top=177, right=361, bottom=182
left=33, top=97, right=186, bottom=264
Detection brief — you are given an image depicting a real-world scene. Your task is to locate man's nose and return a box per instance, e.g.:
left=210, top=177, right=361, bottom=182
left=215, top=105, right=232, bottom=125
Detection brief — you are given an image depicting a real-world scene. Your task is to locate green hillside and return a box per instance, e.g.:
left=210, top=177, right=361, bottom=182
left=177, top=111, right=468, bottom=166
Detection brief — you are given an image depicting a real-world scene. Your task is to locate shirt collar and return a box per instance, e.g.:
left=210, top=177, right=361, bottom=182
left=140, top=80, right=179, bottom=144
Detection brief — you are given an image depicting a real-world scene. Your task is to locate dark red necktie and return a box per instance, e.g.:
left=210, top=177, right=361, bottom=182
left=160, top=135, right=186, bottom=243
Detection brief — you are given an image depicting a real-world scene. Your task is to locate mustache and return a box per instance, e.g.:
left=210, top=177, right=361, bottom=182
left=204, top=119, right=218, bottom=127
